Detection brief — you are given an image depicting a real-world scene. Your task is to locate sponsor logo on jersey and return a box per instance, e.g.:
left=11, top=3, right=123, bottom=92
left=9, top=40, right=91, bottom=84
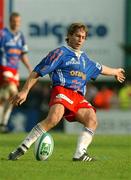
left=5, top=39, right=17, bottom=46
left=8, top=48, right=21, bottom=55
left=66, top=58, right=80, bottom=65
left=70, top=70, right=86, bottom=80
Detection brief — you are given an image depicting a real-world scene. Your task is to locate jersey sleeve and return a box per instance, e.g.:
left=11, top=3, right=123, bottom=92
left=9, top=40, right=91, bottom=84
left=34, top=48, right=64, bottom=77
left=86, top=59, right=102, bottom=81
left=21, top=33, right=28, bottom=54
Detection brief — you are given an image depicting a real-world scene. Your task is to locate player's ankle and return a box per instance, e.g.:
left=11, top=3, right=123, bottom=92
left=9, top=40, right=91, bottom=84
left=20, top=144, right=29, bottom=152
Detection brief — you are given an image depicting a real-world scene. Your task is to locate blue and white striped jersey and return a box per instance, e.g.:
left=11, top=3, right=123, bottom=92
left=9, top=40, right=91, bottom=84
left=0, top=28, right=28, bottom=70
left=34, top=46, right=102, bottom=95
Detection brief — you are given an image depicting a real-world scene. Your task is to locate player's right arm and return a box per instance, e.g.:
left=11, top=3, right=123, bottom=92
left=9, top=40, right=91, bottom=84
left=10, top=48, right=64, bottom=106
left=10, top=71, right=39, bottom=106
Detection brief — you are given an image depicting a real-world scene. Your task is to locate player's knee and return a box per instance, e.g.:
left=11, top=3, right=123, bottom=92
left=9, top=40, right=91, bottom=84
left=86, top=111, right=98, bottom=129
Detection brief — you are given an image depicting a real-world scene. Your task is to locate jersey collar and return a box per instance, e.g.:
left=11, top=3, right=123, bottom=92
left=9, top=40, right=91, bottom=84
left=65, top=45, right=83, bottom=58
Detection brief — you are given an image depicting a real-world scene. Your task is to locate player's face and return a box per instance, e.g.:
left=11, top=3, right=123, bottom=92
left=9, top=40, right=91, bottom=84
left=68, top=28, right=86, bottom=51
left=10, top=16, right=21, bottom=32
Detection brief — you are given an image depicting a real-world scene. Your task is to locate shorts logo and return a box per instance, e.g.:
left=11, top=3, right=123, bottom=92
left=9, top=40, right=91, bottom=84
left=56, top=94, right=73, bottom=104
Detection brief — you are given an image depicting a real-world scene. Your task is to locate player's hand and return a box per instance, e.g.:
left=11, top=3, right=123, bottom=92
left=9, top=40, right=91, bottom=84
left=9, top=91, right=28, bottom=106
left=115, top=68, right=125, bottom=83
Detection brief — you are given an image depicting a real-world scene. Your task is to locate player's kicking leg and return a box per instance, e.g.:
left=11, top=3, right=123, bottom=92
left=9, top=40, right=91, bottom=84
left=8, top=104, right=64, bottom=160
left=8, top=123, right=45, bottom=160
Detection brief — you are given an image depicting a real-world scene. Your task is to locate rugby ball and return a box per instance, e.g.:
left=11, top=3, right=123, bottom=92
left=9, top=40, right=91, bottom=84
left=34, top=132, right=54, bottom=161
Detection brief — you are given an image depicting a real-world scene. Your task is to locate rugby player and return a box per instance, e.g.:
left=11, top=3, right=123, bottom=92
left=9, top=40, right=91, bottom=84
left=8, top=22, right=125, bottom=161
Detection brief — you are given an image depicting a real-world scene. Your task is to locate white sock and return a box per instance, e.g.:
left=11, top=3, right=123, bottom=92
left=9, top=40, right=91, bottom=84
left=73, top=127, right=94, bottom=158
left=20, top=123, right=46, bottom=152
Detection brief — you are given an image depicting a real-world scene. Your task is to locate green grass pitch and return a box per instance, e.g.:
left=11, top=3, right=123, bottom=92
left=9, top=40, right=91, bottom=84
left=0, top=132, right=130, bottom=180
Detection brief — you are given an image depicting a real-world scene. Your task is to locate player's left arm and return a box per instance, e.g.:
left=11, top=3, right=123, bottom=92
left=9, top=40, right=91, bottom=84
left=101, top=65, right=125, bottom=83
left=21, top=53, right=32, bottom=73
left=20, top=33, right=32, bottom=73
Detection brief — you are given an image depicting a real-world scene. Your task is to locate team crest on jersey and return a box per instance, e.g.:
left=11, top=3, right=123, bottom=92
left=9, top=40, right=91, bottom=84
left=96, top=62, right=102, bottom=70
left=66, top=58, right=80, bottom=65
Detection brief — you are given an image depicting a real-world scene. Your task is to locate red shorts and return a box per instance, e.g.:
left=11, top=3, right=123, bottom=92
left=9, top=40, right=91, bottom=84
left=0, top=66, right=19, bottom=87
left=49, top=86, right=95, bottom=122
